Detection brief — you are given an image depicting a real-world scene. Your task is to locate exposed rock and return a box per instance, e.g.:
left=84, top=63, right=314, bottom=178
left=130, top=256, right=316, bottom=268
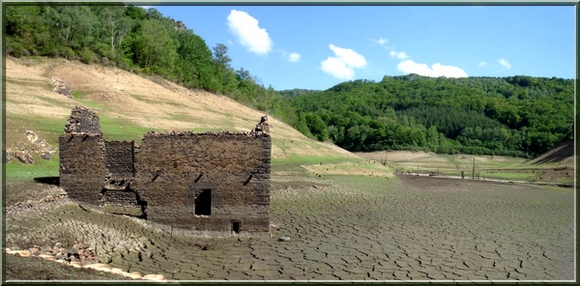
left=5, top=150, right=14, bottom=163
left=26, top=130, right=56, bottom=160
left=40, top=152, right=51, bottom=160
left=14, top=150, right=34, bottom=164
left=51, top=77, right=72, bottom=98
left=5, top=130, right=57, bottom=164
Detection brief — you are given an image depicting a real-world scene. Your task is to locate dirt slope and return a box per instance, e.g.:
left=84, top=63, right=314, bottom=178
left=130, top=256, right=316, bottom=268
left=527, top=140, right=574, bottom=166
left=4, top=57, right=356, bottom=160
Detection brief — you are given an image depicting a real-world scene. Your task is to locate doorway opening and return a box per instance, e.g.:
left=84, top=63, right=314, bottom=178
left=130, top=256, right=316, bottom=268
left=194, top=189, right=211, bottom=215
left=231, top=221, right=241, bottom=234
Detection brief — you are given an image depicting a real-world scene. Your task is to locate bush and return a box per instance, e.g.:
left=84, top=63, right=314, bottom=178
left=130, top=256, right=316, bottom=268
left=6, top=40, right=25, bottom=57
left=79, top=48, right=95, bottom=64
left=96, top=43, right=115, bottom=61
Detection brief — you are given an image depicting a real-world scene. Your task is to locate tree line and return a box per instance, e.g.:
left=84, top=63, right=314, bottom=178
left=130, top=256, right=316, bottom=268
left=4, top=4, right=297, bottom=123
left=285, top=75, right=573, bottom=158
left=5, top=4, right=574, bottom=158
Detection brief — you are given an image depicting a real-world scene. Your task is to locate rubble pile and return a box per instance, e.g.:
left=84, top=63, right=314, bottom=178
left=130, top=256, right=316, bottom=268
left=51, top=77, right=72, bottom=98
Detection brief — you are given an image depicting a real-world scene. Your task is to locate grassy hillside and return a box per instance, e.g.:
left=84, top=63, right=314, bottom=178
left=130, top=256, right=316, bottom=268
left=4, top=56, right=357, bottom=163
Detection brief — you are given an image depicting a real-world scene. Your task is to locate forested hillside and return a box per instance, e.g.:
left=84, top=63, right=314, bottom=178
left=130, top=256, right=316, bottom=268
left=285, top=75, right=574, bottom=158
left=4, top=4, right=574, bottom=159
left=4, top=4, right=297, bottom=123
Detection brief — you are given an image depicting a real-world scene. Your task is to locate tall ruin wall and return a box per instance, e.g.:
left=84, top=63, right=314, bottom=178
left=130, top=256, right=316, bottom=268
left=132, top=131, right=271, bottom=232
left=59, top=133, right=107, bottom=204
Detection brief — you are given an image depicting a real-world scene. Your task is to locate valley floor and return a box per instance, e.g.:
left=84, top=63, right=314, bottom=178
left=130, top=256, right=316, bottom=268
left=4, top=171, right=575, bottom=281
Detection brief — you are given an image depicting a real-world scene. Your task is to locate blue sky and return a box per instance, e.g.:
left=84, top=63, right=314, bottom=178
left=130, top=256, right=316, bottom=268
left=150, top=4, right=575, bottom=91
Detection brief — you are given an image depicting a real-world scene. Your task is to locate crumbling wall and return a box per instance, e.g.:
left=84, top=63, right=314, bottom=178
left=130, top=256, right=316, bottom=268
left=132, top=130, right=271, bottom=232
left=59, top=133, right=106, bottom=204
left=64, top=105, right=102, bottom=135
left=59, top=105, right=272, bottom=233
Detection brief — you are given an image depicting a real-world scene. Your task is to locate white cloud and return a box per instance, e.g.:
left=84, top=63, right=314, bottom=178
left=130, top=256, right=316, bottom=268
left=377, top=37, right=389, bottom=46
left=288, top=52, right=301, bottom=62
left=397, top=60, right=468, bottom=78
left=320, top=44, right=367, bottom=80
left=321, top=57, right=354, bottom=80
left=329, top=44, right=367, bottom=68
left=479, top=61, right=488, bottom=67
left=227, top=10, right=272, bottom=56
left=389, top=50, right=410, bottom=60
left=499, top=58, right=511, bottom=69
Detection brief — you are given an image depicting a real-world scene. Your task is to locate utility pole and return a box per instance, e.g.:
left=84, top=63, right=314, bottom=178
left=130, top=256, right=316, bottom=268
left=472, top=157, right=476, bottom=180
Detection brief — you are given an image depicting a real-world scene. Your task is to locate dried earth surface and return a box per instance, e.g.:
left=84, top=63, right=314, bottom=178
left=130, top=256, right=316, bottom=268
left=4, top=171, right=574, bottom=281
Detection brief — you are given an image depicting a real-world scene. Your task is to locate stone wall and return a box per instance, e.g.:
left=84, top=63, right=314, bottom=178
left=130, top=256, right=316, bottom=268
left=59, top=133, right=106, bottom=204
left=59, top=105, right=272, bottom=233
left=64, top=105, right=102, bottom=135
left=132, top=131, right=271, bottom=232
left=101, top=189, right=140, bottom=207
left=105, top=141, right=134, bottom=176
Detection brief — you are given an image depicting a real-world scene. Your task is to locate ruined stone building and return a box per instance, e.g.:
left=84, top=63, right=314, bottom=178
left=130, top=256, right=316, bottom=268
left=59, top=106, right=271, bottom=233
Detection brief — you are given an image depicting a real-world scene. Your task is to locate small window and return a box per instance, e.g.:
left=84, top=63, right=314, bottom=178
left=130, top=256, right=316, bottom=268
left=194, top=189, right=211, bottom=215
left=231, top=221, right=240, bottom=234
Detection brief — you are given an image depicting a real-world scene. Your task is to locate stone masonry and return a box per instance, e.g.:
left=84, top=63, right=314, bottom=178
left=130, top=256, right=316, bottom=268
left=59, top=106, right=271, bottom=233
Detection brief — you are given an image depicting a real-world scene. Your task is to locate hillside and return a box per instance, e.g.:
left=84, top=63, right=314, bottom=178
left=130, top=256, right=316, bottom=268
left=4, top=56, right=356, bottom=161
left=287, top=75, right=574, bottom=158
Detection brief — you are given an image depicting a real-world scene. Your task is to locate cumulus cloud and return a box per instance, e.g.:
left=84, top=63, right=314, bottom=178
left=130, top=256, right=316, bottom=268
left=227, top=10, right=272, bottom=56
left=397, top=60, right=468, bottom=78
left=479, top=61, right=488, bottom=67
left=320, top=44, right=367, bottom=80
left=389, top=50, right=410, bottom=60
left=499, top=58, right=511, bottom=69
left=288, top=53, right=301, bottom=62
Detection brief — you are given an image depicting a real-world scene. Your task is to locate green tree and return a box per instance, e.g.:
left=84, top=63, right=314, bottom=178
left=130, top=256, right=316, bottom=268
left=133, top=19, right=177, bottom=74
left=305, top=114, right=329, bottom=141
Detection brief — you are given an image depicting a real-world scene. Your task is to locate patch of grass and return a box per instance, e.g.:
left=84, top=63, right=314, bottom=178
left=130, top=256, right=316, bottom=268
left=6, top=114, right=66, bottom=145
left=76, top=98, right=110, bottom=111
left=4, top=159, right=60, bottom=205
left=326, top=174, right=399, bottom=192
left=99, top=116, right=157, bottom=142
left=271, top=139, right=290, bottom=151
left=167, top=113, right=197, bottom=122
left=128, top=93, right=157, bottom=104
left=4, top=157, right=60, bottom=182
left=272, top=154, right=360, bottom=167
left=30, top=93, right=70, bottom=107
left=481, top=172, right=536, bottom=181
left=71, top=90, right=83, bottom=99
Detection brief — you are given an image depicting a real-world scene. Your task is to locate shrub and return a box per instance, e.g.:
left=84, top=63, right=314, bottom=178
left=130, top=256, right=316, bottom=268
left=79, top=48, right=95, bottom=64
left=6, top=40, right=25, bottom=57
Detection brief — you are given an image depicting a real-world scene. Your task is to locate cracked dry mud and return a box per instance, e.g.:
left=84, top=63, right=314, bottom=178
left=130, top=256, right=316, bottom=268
left=6, top=174, right=574, bottom=281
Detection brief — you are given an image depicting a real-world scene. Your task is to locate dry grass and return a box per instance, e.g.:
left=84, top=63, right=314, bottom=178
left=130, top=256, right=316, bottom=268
left=4, top=56, right=356, bottom=160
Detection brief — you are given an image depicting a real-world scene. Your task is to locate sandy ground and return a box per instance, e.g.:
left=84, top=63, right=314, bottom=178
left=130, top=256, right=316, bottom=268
left=5, top=174, right=574, bottom=281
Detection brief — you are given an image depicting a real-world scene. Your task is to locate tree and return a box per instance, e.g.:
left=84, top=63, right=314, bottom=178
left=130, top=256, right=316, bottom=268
left=213, top=43, right=232, bottom=69
left=133, top=19, right=177, bottom=74
left=93, top=6, right=133, bottom=59
left=305, top=114, right=329, bottom=141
